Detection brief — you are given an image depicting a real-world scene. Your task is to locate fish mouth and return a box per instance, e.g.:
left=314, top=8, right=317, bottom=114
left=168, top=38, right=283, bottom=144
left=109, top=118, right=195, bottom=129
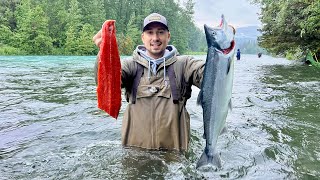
left=219, top=40, right=235, bottom=55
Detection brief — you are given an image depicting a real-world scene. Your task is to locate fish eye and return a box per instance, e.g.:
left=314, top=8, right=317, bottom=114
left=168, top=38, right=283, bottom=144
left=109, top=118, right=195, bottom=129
left=212, top=31, right=216, bottom=35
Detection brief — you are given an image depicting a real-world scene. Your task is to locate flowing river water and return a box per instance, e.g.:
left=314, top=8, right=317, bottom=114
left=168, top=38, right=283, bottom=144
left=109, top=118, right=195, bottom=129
left=0, top=55, right=319, bottom=179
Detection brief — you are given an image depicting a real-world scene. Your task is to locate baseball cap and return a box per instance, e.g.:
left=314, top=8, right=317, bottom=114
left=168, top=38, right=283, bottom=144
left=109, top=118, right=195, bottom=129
left=143, top=13, right=169, bottom=31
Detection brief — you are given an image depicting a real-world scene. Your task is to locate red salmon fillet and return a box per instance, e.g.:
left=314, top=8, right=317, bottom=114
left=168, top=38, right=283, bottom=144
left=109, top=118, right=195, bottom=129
left=97, top=20, right=121, bottom=119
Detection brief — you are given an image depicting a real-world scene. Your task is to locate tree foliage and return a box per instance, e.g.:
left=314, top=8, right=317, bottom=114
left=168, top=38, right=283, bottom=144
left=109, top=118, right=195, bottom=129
left=250, top=0, right=319, bottom=58
left=0, top=0, right=205, bottom=55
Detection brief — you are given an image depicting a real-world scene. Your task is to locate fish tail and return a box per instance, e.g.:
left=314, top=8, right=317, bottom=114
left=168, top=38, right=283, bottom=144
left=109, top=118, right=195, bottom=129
left=196, top=151, right=221, bottom=169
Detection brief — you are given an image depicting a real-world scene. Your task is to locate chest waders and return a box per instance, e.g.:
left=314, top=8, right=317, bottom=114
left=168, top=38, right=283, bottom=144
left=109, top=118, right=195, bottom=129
left=131, top=62, right=192, bottom=104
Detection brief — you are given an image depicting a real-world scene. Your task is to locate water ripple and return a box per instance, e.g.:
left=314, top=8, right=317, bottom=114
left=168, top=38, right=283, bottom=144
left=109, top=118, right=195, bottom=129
left=0, top=55, right=319, bottom=179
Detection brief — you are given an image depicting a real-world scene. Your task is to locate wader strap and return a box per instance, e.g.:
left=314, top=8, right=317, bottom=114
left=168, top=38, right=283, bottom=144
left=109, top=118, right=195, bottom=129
left=181, top=74, right=192, bottom=100
left=167, top=65, right=180, bottom=104
left=131, top=62, right=180, bottom=104
left=131, top=63, right=143, bottom=104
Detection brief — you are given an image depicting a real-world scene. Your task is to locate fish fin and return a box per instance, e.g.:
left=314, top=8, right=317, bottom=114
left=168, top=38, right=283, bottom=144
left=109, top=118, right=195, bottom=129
left=196, top=90, right=203, bottom=106
left=220, top=14, right=225, bottom=29
left=228, top=99, right=232, bottom=111
left=196, top=151, right=221, bottom=169
left=221, top=14, right=229, bottom=33
left=220, top=126, right=227, bottom=135
left=226, top=57, right=231, bottom=74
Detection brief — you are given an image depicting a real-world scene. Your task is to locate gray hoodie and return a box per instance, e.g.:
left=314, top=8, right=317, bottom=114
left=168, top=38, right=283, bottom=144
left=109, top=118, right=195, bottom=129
left=136, top=45, right=177, bottom=80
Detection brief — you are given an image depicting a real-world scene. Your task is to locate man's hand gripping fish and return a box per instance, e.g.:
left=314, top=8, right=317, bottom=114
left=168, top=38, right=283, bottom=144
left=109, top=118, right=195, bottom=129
left=97, top=20, right=122, bottom=119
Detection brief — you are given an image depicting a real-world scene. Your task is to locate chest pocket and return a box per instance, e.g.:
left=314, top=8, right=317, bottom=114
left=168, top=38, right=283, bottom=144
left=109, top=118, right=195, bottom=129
left=136, top=76, right=171, bottom=99
left=131, top=62, right=183, bottom=104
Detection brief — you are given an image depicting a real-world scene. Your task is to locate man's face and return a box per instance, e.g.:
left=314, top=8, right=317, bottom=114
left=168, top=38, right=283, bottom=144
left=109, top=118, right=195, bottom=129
left=141, top=22, right=170, bottom=59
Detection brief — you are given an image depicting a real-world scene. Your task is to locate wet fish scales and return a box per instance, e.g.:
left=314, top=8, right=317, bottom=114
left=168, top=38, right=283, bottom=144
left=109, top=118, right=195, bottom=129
left=196, top=15, right=236, bottom=169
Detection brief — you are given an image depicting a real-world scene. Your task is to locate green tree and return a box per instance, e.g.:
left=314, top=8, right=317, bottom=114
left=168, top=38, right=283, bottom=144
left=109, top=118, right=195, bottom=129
left=15, top=0, right=53, bottom=54
left=0, top=0, right=19, bottom=30
left=0, top=24, right=13, bottom=46
left=78, top=23, right=96, bottom=55
left=250, top=0, right=320, bottom=58
left=45, top=0, right=68, bottom=50
left=0, top=0, right=204, bottom=55
left=120, top=12, right=141, bottom=54
left=64, top=0, right=82, bottom=54
left=78, top=0, right=105, bottom=31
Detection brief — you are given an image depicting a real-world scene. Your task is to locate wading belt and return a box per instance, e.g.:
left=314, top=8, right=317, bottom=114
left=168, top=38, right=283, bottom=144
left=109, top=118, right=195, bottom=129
left=131, top=63, right=180, bottom=104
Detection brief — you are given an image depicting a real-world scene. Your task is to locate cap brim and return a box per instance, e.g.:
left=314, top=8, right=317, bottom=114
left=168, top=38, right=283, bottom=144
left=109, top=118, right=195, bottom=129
left=143, top=22, right=169, bottom=31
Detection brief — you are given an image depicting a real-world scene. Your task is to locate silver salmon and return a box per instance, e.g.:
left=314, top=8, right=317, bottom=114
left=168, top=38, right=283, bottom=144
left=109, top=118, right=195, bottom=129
left=196, top=15, right=236, bottom=169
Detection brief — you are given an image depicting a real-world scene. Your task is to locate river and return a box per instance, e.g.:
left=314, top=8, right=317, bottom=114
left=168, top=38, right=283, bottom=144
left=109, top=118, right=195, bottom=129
left=0, top=55, right=319, bottom=179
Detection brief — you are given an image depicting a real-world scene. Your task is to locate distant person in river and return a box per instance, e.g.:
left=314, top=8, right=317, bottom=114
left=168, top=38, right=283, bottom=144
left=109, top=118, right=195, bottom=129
left=92, top=13, right=205, bottom=151
left=236, top=49, right=241, bottom=60
left=258, top=52, right=262, bottom=58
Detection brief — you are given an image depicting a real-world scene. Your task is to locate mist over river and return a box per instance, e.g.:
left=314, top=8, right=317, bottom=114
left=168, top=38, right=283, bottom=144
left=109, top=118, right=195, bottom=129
left=0, top=55, right=319, bottom=179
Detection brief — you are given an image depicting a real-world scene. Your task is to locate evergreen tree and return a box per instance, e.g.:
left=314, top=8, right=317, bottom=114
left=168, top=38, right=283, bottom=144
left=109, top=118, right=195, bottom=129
left=45, top=0, right=68, bottom=50
left=78, top=0, right=105, bottom=31
left=251, top=0, right=320, bottom=58
left=0, top=0, right=205, bottom=55
left=64, top=0, right=82, bottom=54
left=15, top=0, right=53, bottom=54
left=78, top=23, right=96, bottom=55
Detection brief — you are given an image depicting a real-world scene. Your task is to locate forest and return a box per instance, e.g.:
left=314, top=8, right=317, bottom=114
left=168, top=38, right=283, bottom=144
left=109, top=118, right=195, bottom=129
left=251, top=0, right=319, bottom=59
left=1, top=0, right=319, bottom=58
left=0, top=0, right=206, bottom=55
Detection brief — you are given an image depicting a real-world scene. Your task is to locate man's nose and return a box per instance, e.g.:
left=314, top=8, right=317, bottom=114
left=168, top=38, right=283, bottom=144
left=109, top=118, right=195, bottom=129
left=151, top=33, right=160, bottom=40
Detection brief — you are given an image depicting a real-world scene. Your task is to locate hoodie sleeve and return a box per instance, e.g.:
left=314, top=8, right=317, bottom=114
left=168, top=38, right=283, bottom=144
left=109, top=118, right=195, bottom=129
left=177, top=55, right=205, bottom=88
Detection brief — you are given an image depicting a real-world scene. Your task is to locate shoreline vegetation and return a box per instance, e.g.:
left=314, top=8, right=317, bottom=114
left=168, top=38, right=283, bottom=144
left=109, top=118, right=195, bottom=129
left=250, top=0, right=319, bottom=60
left=1, top=0, right=318, bottom=60
left=0, top=0, right=206, bottom=56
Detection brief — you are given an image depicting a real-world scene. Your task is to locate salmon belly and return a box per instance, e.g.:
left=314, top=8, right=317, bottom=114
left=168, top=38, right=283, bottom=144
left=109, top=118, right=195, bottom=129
left=97, top=20, right=121, bottom=119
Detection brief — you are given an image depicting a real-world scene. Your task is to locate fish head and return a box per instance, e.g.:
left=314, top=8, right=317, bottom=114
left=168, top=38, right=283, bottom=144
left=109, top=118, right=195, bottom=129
left=204, top=24, right=223, bottom=49
left=204, top=15, right=235, bottom=54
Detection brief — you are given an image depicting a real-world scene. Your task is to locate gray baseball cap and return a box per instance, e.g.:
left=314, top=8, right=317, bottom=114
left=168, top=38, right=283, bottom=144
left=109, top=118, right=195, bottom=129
left=143, top=13, right=168, bottom=31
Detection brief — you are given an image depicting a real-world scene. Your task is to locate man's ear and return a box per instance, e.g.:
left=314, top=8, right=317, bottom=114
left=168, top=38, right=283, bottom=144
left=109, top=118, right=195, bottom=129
left=141, top=32, right=144, bottom=41
left=168, top=32, right=171, bottom=42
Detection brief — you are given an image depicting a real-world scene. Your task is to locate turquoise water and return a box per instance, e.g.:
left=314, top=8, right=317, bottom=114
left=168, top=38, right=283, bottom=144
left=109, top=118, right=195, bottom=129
left=0, top=55, right=319, bottom=179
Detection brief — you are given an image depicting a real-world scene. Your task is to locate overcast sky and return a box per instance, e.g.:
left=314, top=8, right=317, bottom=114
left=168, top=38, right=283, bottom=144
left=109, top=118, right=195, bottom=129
left=193, top=0, right=261, bottom=28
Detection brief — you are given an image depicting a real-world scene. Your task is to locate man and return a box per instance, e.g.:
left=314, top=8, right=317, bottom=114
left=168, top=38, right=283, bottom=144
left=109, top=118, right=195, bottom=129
left=236, top=49, right=241, bottom=60
left=93, top=13, right=204, bottom=151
